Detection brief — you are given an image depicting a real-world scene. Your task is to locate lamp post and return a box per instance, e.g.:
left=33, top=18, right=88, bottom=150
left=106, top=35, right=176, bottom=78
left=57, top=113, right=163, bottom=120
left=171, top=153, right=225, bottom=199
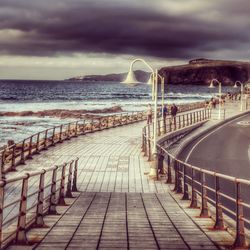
left=149, top=72, right=165, bottom=120
left=122, top=58, right=164, bottom=178
left=233, top=81, right=244, bottom=111
left=209, top=79, right=222, bottom=119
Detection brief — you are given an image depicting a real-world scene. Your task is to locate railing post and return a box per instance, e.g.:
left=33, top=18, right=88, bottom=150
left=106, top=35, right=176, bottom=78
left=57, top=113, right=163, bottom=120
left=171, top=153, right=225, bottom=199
left=163, top=118, right=166, bottom=134
left=11, top=144, right=16, bottom=170
left=0, top=150, right=5, bottom=179
left=27, top=136, right=33, bottom=159
left=190, top=168, right=198, bottom=208
left=166, top=155, right=172, bottom=184
left=186, top=114, right=189, bottom=126
left=178, top=116, right=181, bottom=129
left=0, top=181, right=5, bottom=249
left=182, top=164, right=189, bottom=200
left=147, top=139, right=152, bottom=162
left=168, top=118, right=171, bottom=132
left=67, top=123, right=71, bottom=139
left=16, top=174, right=29, bottom=244
left=141, top=129, right=145, bottom=152
left=147, top=125, right=151, bottom=161
left=74, top=121, right=78, bottom=137
left=91, top=119, right=95, bottom=132
left=106, top=117, right=109, bottom=128
left=66, top=161, right=73, bottom=198
left=43, top=130, right=48, bottom=150
left=20, top=141, right=25, bottom=165
left=182, top=115, right=185, bottom=128
left=233, top=182, right=247, bottom=248
left=58, top=163, right=67, bottom=205
left=35, top=133, right=40, bottom=154
left=176, top=162, right=182, bottom=193
left=173, top=160, right=178, bottom=191
left=190, top=112, right=193, bottom=124
left=143, top=131, right=148, bottom=157
left=157, top=120, right=161, bottom=136
left=48, top=166, right=58, bottom=214
left=158, top=153, right=164, bottom=175
left=200, top=172, right=209, bottom=217
left=59, top=125, right=63, bottom=142
left=99, top=118, right=103, bottom=130
left=35, top=170, right=46, bottom=227
left=82, top=121, right=86, bottom=134
left=213, top=175, right=224, bottom=230
left=72, top=158, right=79, bottom=192
left=51, top=127, right=56, bottom=146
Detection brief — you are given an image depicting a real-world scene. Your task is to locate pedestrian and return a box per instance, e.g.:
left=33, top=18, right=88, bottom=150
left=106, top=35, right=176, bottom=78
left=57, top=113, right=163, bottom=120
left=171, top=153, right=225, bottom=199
left=212, top=98, right=216, bottom=109
left=170, top=103, right=178, bottom=130
left=163, top=104, right=168, bottom=119
left=147, top=104, right=152, bottom=124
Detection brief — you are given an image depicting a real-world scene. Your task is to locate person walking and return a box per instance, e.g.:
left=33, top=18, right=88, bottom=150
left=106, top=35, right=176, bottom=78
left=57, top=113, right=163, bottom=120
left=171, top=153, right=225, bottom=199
left=163, top=104, right=168, bottom=119
left=170, top=103, right=178, bottom=130
left=147, top=103, right=152, bottom=124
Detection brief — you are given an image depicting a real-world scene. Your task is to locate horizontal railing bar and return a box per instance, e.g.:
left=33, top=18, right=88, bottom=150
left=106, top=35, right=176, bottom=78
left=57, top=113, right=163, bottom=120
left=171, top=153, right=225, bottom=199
left=218, top=192, right=236, bottom=203
left=220, top=204, right=236, bottom=217
left=3, top=198, right=21, bottom=210
left=26, top=190, right=39, bottom=199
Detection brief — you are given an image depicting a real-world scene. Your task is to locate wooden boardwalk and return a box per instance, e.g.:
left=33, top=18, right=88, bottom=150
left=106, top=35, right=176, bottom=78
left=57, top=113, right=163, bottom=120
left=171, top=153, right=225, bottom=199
left=7, top=121, right=167, bottom=194
left=5, top=120, right=234, bottom=249
left=34, top=192, right=218, bottom=250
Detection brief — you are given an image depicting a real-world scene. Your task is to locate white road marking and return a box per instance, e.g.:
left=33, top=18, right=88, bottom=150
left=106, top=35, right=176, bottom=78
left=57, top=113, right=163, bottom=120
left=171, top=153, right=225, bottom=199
left=185, top=114, right=250, bottom=163
left=248, top=146, right=250, bottom=162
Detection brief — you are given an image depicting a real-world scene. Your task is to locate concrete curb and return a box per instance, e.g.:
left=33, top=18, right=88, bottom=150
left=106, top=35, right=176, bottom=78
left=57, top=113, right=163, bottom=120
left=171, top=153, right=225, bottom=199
left=175, top=110, right=250, bottom=159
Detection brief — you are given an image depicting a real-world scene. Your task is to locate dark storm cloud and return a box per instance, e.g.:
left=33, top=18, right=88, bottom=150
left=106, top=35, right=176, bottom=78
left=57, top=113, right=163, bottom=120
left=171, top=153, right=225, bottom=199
left=0, top=0, right=249, bottom=59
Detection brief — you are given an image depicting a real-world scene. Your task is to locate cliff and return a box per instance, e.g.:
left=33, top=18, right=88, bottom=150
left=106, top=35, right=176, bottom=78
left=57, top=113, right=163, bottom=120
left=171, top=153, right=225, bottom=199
left=67, top=59, right=250, bottom=85
left=159, top=59, right=250, bottom=85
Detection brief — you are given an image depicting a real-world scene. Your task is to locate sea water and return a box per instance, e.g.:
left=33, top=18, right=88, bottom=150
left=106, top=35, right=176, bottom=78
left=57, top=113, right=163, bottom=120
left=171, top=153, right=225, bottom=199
left=0, top=80, right=235, bottom=146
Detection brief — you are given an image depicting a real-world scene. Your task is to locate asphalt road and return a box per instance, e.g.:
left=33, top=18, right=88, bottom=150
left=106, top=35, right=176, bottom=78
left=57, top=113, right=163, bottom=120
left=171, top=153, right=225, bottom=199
left=179, top=113, right=250, bottom=179
left=178, top=112, right=250, bottom=222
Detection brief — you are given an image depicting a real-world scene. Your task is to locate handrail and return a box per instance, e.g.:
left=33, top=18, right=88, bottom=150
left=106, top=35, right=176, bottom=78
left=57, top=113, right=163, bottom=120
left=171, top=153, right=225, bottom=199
left=142, top=108, right=250, bottom=248
left=0, top=111, right=146, bottom=178
left=0, top=157, right=79, bottom=249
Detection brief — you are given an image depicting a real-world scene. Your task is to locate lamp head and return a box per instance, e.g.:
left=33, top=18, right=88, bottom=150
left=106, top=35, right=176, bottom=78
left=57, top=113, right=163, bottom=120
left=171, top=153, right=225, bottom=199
left=233, top=83, right=238, bottom=88
left=208, top=82, right=215, bottom=88
left=147, top=74, right=154, bottom=85
left=121, top=69, right=140, bottom=85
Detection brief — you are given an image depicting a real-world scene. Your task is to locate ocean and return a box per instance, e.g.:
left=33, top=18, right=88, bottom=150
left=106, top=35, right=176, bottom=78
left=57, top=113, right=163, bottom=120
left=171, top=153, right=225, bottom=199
left=0, top=80, right=235, bottom=146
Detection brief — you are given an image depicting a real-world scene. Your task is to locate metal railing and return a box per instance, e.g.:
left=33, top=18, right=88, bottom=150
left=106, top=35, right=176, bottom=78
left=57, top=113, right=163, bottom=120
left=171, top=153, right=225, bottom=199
left=0, top=111, right=145, bottom=178
left=142, top=108, right=211, bottom=161
left=142, top=108, right=250, bottom=248
left=0, top=158, right=79, bottom=249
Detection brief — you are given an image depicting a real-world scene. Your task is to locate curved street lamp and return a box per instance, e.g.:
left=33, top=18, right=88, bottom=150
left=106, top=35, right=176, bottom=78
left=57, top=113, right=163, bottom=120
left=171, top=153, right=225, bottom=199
left=122, top=58, right=164, bottom=178
left=233, top=80, right=244, bottom=111
left=209, top=79, right=222, bottom=119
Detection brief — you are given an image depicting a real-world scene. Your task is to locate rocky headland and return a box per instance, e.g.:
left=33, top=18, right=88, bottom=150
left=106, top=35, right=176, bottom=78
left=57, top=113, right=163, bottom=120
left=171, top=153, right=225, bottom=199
left=67, top=59, right=250, bottom=85
left=66, top=70, right=150, bottom=83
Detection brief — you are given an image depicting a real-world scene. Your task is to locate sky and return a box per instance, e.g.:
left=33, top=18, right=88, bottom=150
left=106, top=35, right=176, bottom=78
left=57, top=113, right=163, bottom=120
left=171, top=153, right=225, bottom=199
left=0, top=0, right=249, bottom=80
